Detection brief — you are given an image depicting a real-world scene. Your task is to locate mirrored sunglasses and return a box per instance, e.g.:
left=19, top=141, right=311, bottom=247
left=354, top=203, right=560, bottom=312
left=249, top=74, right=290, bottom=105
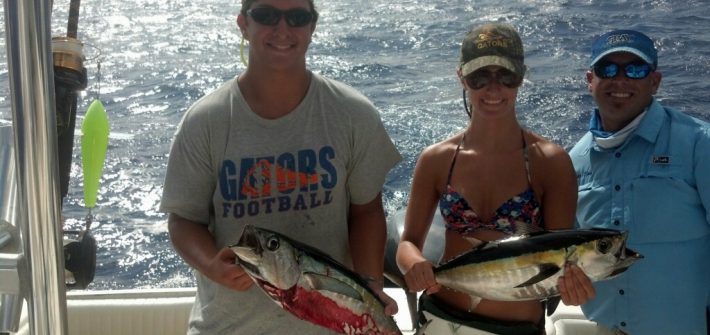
left=465, top=69, right=522, bottom=90
left=593, top=61, right=653, bottom=79
left=247, top=6, right=315, bottom=27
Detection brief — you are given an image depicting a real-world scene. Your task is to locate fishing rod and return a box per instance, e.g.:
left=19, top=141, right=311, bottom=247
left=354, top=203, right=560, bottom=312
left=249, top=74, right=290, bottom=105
left=67, top=0, right=80, bottom=38
left=53, top=0, right=109, bottom=290
left=53, top=0, right=87, bottom=203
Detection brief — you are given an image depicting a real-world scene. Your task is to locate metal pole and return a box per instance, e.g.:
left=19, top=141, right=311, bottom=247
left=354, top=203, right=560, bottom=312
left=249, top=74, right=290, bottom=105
left=3, top=0, right=69, bottom=333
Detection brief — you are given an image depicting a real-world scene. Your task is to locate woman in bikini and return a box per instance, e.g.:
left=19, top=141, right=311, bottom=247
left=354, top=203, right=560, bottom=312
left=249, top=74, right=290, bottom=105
left=396, top=23, right=595, bottom=335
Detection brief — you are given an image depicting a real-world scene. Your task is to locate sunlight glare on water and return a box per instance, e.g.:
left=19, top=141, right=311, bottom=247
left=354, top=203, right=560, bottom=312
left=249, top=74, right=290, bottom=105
left=0, top=0, right=708, bottom=289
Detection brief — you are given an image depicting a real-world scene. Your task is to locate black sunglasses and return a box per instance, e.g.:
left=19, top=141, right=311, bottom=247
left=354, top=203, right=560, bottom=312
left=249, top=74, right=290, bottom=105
left=465, top=68, right=522, bottom=90
left=592, top=60, right=653, bottom=79
left=246, top=6, right=315, bottom=28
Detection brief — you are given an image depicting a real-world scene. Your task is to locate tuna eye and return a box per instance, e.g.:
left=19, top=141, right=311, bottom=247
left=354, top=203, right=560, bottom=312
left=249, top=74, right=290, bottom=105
left=266, top=237, right=280, bottom=251
left=597, top=238, right=612, bottom=254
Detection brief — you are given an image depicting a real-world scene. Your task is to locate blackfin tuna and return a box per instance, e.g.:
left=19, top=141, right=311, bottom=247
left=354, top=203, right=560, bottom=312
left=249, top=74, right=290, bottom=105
left=231, top=225, right=402, bottom=335
left=434, top=229, right=642, bottom=315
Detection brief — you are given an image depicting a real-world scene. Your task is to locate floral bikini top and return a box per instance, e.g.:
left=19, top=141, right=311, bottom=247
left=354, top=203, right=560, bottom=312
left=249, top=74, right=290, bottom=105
left=438, top=132, right=544, bottom=236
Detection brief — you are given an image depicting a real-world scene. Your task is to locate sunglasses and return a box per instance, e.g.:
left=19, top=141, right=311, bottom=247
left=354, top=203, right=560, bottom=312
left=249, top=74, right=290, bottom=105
left=464, top=69, right=522, bottom=90
left=592, top=60, right=653, bottom=79
left=246, top=6, right=315, bottom=28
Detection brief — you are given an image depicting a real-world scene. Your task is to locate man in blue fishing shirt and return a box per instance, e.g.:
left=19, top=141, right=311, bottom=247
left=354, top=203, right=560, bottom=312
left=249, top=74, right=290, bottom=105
left=569, top=29, right=710, bottom=335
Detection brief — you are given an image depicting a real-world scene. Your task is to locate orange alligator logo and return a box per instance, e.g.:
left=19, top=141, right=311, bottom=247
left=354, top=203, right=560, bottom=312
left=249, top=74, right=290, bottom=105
left=241, top=159, right=320, bottom=198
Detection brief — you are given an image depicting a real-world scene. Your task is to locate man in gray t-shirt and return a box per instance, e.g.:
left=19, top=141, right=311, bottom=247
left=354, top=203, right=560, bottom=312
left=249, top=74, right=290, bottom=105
left=159, top=1, right=401, bottom=334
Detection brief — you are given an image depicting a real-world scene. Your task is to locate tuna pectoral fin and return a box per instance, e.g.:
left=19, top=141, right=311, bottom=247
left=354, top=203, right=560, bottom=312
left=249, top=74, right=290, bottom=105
left=302, top=272, right=363, bottom=301
left=545, top=296, right=561, bottom=316
left=513, top=263, right=561, bottom=288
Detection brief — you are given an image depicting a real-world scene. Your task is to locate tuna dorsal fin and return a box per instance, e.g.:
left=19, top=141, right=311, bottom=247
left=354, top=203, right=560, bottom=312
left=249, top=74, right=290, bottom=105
left=545, top=296, right=561, bottom=316
left=302, top=272, right=363, bottom=301
left=514, top=263, right=561, bottom=288
left=463, top=236, right=485, bottom=248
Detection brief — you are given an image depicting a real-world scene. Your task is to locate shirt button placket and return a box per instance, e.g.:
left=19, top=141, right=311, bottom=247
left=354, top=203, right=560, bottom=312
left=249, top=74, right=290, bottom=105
left=613, top=152, right=622, bottom=227
left=610, top=151, right=625, bottom=230
left=617, top=274, right=630, bottom=333
left=612, top=151, right=629, bottom=334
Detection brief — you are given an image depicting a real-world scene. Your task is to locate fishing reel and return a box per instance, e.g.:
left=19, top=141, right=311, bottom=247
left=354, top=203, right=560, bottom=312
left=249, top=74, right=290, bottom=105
left=63, top=215, right=96, bottom=290
left=53, top=36, right=88, bottom=200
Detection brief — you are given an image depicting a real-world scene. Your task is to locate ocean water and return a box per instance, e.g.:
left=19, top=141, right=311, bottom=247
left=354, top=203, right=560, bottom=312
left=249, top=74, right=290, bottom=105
left=0, top=0, right=709, bottom=290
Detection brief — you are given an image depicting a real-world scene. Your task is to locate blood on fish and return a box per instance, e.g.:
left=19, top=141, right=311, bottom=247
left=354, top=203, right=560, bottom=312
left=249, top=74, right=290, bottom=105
left=270, top=285, right=387, bottom=334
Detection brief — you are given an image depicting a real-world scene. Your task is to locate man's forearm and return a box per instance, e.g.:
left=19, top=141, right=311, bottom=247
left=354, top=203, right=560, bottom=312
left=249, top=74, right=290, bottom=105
left=348, top=193, right=387, bottom=289
left=167, top=213, right=219, bottom=274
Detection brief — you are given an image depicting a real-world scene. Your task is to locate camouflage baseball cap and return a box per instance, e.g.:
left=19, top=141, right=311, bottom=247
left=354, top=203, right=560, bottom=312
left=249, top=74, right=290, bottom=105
left=460, top=23, right=525, bottom=78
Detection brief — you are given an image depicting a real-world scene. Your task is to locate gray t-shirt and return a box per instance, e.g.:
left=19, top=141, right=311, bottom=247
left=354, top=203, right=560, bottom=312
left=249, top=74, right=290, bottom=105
left=160, top=73, right=401, bottom=334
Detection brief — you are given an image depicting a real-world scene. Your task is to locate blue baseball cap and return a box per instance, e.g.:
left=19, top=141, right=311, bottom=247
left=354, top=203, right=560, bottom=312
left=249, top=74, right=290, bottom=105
left=590, top=30, right=657, bottom=69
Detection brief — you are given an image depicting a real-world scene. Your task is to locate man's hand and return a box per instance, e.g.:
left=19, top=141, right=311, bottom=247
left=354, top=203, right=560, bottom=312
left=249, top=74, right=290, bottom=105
left=205, top=247, right=254, bottom=291
left=558, top=264, right=595, bottom=305
left=373, top=287, right=399, bottom=316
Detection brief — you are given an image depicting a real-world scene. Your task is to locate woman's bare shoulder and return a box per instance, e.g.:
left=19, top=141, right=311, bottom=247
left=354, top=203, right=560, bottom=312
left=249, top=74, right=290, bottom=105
left=412, top=133, right=464, bottom=187
left=525, top=132, right=569, bottom=160
left=419, top=133, right=464, bottom=161
left=525, top=131, right=575, bottom=183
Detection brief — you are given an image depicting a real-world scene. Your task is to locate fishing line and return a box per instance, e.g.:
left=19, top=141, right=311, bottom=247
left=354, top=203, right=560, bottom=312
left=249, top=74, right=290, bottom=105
left=96, top=60, right=101, bottom=101
left=82, top=42, right=104, bottom=102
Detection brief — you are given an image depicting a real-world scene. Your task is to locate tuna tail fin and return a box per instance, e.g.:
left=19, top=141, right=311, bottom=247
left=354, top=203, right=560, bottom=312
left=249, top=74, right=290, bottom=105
left=545, top=296, right=561, bottom=316
left=514, top=263, right=561, bottom=288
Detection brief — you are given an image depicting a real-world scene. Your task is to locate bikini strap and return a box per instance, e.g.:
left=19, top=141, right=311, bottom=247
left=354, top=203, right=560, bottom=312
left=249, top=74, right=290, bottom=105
left=446, top=134, right=466, bottom=185
left=522, top=129, right=532, bottom=184
left=448, top=131, right=531, bottom=185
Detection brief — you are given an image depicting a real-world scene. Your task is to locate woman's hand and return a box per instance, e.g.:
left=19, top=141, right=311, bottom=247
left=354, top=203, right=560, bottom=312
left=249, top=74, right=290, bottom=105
left=403, top=260, right=440, bottom=295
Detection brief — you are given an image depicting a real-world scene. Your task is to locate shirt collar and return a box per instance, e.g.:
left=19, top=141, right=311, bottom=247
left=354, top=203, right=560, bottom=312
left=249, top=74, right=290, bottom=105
left=588, top=97, right=665, bottom=149
left=633, top=97, right=666, bottom=144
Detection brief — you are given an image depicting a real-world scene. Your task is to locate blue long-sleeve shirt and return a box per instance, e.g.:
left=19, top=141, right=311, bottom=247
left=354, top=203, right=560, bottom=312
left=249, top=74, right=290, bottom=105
left=570, top=98, right=710, bottom=335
